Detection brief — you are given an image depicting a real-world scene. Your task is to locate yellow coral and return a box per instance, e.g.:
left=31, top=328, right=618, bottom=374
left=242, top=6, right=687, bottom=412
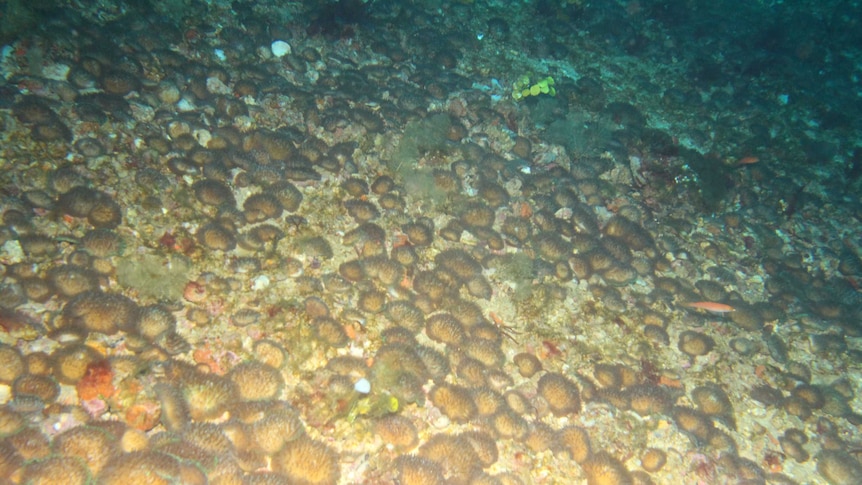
left=348, top=393, right=399, bottom=421
left=512, top=75, right=556, bottom=100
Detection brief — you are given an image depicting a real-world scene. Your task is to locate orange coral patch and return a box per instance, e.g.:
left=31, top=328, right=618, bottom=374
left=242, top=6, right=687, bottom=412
left=125, top=401, right=161, bottom=431
left=76, top=360, right=115, bottom=401
left=193, top=346, right=222, bottom=374
left=659, top=375, right=683, bottom=388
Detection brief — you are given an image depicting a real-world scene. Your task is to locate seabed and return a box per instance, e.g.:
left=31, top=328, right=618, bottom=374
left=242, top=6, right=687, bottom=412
left=1, top=1, right=862, bottom=484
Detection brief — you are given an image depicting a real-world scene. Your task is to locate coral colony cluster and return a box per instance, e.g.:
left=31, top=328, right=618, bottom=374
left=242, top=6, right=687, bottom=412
left=1, top=0, right=862, bottom=484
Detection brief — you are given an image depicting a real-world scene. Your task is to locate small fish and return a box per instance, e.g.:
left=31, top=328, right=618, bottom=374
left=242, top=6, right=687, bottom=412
left=782, top=183, right=807, bottom=219
left=737, top=156, right=759, bottom=166
left=683, top=301, right=735, bottom=313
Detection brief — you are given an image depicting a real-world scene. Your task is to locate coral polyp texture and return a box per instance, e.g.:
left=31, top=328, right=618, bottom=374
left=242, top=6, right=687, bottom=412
left=1, top=0, right=862, bottom=483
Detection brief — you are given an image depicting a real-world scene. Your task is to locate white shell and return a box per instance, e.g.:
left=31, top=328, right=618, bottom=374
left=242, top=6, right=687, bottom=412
left=354, top=378, right=371, bottom=394
left=271, top=40, right=291, bottom=58
left=251, top=275, right=271, bottom=291
left=176, top=97, right=196, bottom=112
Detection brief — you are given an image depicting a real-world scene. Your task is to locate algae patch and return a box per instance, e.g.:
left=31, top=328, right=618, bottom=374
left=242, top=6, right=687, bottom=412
left=489, top=252, right=536, bottom=302
left=390, top=113, right=452, bottom=170
left=388, top=113, right=454, bottom=205
left=117, top=253, right=190, bottom=301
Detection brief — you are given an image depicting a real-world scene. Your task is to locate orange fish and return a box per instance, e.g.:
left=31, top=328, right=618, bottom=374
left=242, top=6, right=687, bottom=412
left=737, top=156, right=759, bottom=166
left=683, top=301, right=735, bottom=313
